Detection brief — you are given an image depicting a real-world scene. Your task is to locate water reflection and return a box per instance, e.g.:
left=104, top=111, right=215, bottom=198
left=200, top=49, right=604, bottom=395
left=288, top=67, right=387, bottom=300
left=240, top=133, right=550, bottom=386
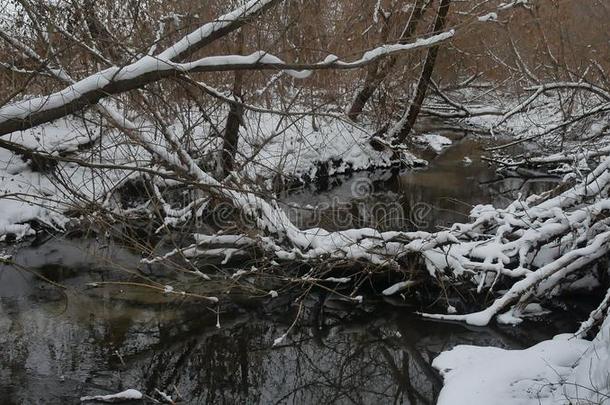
left=1, top=236, right=586, bottom=404
left=284, top=139, right=559, bottom=232
left=0, top=255, right=574, bottom=405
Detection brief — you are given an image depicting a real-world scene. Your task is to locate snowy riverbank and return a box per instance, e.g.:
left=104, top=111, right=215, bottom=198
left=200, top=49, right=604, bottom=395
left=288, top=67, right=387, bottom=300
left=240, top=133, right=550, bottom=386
left=0, top=110, right=428, bottom=241
left=434, top=316, right=610, bottom=405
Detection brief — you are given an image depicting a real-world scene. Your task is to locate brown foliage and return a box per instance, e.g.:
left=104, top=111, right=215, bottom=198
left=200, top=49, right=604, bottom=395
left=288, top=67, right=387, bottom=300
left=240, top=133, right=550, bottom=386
left=0, top=0, right=608, bottom=117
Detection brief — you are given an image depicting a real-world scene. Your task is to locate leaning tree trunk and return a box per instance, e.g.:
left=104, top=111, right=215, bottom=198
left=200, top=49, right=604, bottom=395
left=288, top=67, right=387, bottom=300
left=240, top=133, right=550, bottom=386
left=221, top=82, right=244, bottom=175
left=221, top=31, right=245, bottom=176
left=347, top=0, right=430, bottom=122
left=347, top=10, right=393, bottom=122
left=394, top=0, right=451, bottom=145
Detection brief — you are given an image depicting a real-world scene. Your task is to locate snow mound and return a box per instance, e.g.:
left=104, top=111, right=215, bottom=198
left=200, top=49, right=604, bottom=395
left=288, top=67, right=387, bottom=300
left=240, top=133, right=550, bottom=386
left=0, top=148, right=69, bottom=240
left=241, top=112, right=425, bottom=179
left=416, top=133, right=452, bottom=153
left=434, top=316, right=610, bottom=405
left=433, top=338, right=591, bottom=405
left=567, top=317, right=610, bottom=403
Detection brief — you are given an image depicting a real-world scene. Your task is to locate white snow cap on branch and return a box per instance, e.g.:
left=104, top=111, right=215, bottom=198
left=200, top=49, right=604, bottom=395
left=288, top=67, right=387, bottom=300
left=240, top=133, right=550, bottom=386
left=478, top=12, right=498, bottom=22
left=80, top=389, right=143, bottom=403
left=0, top=27, right=454, bottom=133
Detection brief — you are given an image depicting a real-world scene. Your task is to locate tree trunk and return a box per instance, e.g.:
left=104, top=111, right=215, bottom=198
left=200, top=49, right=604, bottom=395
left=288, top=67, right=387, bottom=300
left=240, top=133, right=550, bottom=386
left=394, top=0, right=451, bottom=144
left=221, top=96, right=243, bottom=176
left=221, top=31, right=245, bottom=176
left=347, top=0, right=429, bottom=122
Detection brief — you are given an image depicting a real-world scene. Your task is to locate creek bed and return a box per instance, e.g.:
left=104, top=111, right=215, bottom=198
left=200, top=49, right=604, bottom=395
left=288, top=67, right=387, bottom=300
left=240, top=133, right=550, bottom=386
left=1, top=138, right=590, bottom=404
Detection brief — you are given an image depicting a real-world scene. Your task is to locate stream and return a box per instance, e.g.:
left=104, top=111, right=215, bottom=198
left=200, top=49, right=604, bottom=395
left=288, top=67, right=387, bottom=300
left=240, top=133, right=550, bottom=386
left=0, top=137, right=594, bottom=404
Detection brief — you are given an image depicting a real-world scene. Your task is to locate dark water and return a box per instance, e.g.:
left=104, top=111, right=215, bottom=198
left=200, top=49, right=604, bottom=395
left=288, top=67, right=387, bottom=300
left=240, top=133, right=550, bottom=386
left=284, top=138, right=558, bottom=232
left=1, top=138, right=578, bottom=404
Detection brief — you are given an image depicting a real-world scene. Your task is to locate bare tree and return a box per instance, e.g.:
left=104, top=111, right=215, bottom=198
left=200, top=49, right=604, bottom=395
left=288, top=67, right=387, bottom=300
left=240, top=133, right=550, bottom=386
left=392, top=0, right=451, bottom=144
left=347, top=0, right=431, bottom=122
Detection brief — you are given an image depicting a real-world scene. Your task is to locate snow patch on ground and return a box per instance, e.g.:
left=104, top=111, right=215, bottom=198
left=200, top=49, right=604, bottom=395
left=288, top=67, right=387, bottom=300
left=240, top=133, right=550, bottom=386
left=416, top=133, right=453, bottom=153
left=433, top=338, right=591, bottom=405
left=434, top=317, right=610, bottom=405
left=0, top=148, right=68, bottom=240
left=567, top=317, right=610, bottom=403
left=0, top=117, right=151, bottom=240
left=5, top=117, right=97, bottom=153
left=239, top=112, right=424, bottom=180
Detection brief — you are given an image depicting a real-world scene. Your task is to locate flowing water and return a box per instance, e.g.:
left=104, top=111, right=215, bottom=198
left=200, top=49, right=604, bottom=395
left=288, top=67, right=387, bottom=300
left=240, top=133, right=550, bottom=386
left=0, top=137, right=592, bottom=404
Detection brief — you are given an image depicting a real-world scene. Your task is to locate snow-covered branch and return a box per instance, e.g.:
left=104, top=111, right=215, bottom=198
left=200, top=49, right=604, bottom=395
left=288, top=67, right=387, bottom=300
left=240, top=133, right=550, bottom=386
left=0, top=27, right=454, bottom=137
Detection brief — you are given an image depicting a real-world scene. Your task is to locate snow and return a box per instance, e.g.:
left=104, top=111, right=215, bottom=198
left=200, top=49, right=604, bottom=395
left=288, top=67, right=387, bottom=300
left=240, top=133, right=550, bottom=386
left=321, top=54, right=339, bottom=64
left=478, top=12, right=498, bottom=22
left=498, top=0, right=530, bottom=11
left=433, top=338, right=591, bottom=405
left=457, top=84, right=609, bottom=162
left=5, top=117, right=97, bottom=153
left=382, top=280, right=416, bottom=296
left=155, top=389, right=173, bottom=403
left=416, top=133, right=452, bottom=153
left=423, top=229, right=610, bottom=326
left=239, top=111, right=423, bottom=180
left=231, top=269, right=248, bottom=279
left=0, top=29, right=454, bottom=132
left=568, top=316, right=610, bottom=403
left=0, top=103, right=426, bottom=241
left=373, top=0, right=383, bottom=23
left=426, top=161, right=610, bottom=401
left=1, top=1, right=608, bottom=403
left=435, top=316, right=610, bottom=405
left=0, top=116, right=152, bottom=240
left=157, top=0, right=276, bottom=61
left=348, top=31, right=455, bottom=67
left=0, top=148, right=68, bottom=240
left=0, top=66, right=116, bottom=121
left=80, top=389, right=143, bottom=402
left=0, top=1, right=278, bottom=127
left=177, top=51, right=312, bottom=79
left=272, top=333, right=287, bottom=347
left=324, top=277, right=351, bottom=283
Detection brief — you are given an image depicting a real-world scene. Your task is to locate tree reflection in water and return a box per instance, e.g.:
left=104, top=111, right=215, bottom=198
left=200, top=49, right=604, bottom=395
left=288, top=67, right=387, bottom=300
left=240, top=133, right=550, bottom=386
left=1, top=258, right=568, bottom=405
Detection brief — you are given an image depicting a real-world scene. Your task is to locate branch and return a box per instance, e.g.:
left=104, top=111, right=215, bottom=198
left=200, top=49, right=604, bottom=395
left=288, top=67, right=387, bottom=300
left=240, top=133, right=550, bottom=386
left=0, top=26, right=454, bottom=137
left=0, top=0, right=283, bottom=135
